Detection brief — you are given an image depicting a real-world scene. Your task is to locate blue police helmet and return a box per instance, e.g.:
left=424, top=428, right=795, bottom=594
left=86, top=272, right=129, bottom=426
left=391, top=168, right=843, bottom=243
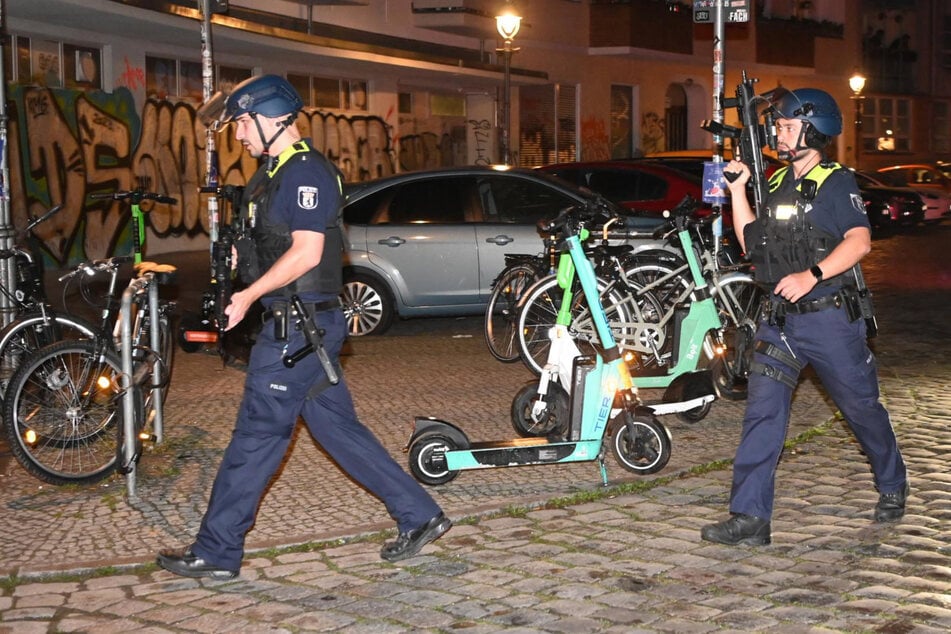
left=222, top=74, right=303, bottom=123
left=770, top=88, right=843, bottom=137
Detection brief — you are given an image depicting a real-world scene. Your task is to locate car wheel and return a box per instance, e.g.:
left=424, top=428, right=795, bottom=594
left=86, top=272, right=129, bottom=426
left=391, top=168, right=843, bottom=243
left=340, top=272, right=395, bottom=336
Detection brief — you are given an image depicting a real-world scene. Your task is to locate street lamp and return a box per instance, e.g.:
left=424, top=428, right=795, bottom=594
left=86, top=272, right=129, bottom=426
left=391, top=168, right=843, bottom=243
left=496, top=6, right=521, bottom=165
left=849, top=70, right=866, bottom=169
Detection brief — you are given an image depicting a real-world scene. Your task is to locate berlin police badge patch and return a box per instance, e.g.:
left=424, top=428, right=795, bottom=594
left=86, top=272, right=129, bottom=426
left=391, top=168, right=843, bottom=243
left=850, top=192, right=865, bottom=215
left=298, top=186, right=319, bottom=210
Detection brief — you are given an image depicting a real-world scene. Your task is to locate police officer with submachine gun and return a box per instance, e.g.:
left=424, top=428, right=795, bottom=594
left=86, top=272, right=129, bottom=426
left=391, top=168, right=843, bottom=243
left=158, top=75, right=450, bottom=579
left=701, top=83, right=908, bottom=546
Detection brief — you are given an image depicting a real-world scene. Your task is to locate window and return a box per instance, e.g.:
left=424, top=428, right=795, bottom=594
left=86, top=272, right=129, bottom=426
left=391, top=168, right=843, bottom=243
left=146, top=56, right=248, bottom=101
left=485, top=176, right=574, bottom=224
left=289, top=73, right=369, bottom=110
left=64, top=44, right=101, bottom=90
left=862, top=97, right=911, bottom=153
left=933, top=101, right=950, bottom=153
left=430, top=93, right=465, bottom=117
left=386, top=178, right=472, bottom=223
left=943, top=14, right=951, bottom=69
left=611, top=85, right=634, bottom=159
left=398, top=92, right=413, bottom=115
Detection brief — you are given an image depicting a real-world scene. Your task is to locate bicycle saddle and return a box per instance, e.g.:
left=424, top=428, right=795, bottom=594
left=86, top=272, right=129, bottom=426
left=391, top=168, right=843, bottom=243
left=135, top=261, right=178, bottom=285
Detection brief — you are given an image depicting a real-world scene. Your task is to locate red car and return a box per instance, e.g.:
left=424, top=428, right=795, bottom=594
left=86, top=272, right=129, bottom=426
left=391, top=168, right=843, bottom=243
left=537, top=160, right=702, bottom=217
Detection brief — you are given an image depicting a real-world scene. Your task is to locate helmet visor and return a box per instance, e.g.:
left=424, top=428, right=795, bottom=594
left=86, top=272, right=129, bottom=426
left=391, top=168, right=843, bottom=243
left=197, top=91, right=229, bottom=132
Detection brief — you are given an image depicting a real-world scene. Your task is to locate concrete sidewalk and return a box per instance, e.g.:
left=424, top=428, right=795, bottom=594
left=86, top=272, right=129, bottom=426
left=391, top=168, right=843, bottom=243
left=1, top=234, right=950, bottom=632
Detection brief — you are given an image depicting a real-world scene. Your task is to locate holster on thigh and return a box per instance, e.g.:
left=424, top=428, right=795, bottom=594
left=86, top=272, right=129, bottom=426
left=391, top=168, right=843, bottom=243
left=749, top=340, right=803, bottom=390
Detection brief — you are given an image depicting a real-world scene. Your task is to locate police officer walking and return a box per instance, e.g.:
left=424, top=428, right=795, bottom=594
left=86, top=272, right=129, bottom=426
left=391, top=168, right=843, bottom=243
left=158, top=75, right=450, bottom=579
left=701, top=87, right=908, bottom=546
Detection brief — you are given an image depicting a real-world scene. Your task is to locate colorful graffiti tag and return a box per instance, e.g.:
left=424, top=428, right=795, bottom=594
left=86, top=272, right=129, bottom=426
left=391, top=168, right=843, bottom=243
left=7, top=85, right=461, bottom=265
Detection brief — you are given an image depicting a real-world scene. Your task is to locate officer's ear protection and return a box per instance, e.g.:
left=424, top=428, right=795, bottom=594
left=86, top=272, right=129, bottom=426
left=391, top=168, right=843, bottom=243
left=802, top=120, right=831, bottom=150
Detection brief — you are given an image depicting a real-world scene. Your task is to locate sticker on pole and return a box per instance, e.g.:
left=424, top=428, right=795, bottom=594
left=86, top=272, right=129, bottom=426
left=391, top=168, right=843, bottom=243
left=694, top=0, right=750, bottom=24
left=702, top=161, right=730, bottom=205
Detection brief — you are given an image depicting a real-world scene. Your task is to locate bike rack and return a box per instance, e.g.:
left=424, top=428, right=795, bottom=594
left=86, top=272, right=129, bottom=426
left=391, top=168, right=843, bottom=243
left=119, top=274, right=165, bottom=497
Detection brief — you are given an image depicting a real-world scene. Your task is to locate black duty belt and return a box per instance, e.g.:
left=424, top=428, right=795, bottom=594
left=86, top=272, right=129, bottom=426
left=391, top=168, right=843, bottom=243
left=783, top=292, right=844, bottom=315
left=262, top=299, right=340, bottom=322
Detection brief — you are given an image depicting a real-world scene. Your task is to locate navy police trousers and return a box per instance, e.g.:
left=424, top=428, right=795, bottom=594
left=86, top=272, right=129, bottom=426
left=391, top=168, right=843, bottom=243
left=191, top=307, right=442, bottom=571
left=729, top=305, right=906, bottom=520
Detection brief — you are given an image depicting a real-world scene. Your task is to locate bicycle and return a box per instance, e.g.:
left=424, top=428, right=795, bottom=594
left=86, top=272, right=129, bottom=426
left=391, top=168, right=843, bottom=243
left=516, top=202, right=761, bottom=402
left=2, top=261, right=177, bottom=485
left=0, top=206, right=101, bottom=414
left=483, top=233, right=557, bottom=363
left=0, top=187, right=176, bottom=412
left=2, top=186, right=179, bottom=485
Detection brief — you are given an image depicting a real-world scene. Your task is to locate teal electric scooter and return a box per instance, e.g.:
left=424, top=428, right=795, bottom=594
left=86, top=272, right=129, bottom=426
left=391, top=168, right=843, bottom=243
left=405, top=204, right=673, bottom=486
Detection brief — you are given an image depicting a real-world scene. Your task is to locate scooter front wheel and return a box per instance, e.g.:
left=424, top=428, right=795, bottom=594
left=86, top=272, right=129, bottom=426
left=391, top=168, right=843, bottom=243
left=510, top=381, right=569, bottom=438
left=608, top=414, right=671, bottom=475
left=408, top=432, right=461, bottom=486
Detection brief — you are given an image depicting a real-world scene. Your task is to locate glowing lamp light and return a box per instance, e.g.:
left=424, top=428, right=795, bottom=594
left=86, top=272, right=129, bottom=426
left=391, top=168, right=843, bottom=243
left=496, top=12, right=522, bottom=41
left=849, top=71, right=867, bottom=96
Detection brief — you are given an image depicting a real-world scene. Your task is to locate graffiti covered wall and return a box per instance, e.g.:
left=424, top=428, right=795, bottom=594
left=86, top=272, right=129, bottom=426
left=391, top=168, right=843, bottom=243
left=7, top=85, right=466, bottom=265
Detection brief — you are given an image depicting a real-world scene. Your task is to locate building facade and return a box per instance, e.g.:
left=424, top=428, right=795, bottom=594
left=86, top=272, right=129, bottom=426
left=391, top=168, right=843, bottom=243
left=2, top=0, right=948, bottom=260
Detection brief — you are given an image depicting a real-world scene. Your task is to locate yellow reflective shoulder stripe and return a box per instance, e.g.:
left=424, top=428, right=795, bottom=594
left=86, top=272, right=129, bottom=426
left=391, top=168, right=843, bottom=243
left=267, top=141, right=311, bottom=178
left=767, top=162, right=843, bottom=193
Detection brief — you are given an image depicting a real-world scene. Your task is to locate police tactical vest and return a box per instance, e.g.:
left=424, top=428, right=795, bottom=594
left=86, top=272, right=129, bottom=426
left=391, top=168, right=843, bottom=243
left=235, top=141, right=344, bottom=297
left=745, top=162, right=844, bottom=289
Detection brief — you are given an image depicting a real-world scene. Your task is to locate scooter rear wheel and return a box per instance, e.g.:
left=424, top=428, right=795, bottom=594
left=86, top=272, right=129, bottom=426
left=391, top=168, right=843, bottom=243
left=676, top=399, right=712, bottom=424
left=408, top=432, right=461, bottom=486
left=510, top=381, right=569, bottom=438
left=608, top=414, right=671, bottom=475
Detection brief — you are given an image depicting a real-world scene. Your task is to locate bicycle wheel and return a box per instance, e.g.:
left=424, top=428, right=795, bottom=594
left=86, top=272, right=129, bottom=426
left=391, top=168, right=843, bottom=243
left=711, top=274, right=764, bottom=400
left=516, top=274, right=643, bottom=376
left=0, top=311, right=99, bottom=411
left=612, top=255, right=692, bottom=371
left=3, top=339, right=123, bottom=485
left=484, top=264, right=539, bottom=363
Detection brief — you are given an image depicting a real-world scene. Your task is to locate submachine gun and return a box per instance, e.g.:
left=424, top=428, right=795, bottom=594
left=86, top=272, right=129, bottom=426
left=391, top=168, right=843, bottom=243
left=178, top=184, right=260, bottom=363
left=208, top=185, right=245, bottom=341
left=701, top=70, right=778, bottom=215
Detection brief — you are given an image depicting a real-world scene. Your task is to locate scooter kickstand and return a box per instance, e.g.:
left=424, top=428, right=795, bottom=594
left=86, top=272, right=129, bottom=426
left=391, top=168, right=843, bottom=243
left=598, top=455, right=609, bottom=487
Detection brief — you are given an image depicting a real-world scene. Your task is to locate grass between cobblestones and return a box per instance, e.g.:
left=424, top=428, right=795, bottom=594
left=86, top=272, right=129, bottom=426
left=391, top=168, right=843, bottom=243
left=0, top=416, right=838, bottom=591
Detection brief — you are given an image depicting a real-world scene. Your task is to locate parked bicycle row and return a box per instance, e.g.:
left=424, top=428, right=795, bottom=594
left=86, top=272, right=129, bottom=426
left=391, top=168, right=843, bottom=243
left=0, top=187, right=178, bottom=485
left=482, top=195, right=763, bottom=437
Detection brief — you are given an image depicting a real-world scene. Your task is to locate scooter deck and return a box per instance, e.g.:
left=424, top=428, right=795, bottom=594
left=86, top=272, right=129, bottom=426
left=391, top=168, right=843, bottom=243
left=445, top=438, right=603, bottom=470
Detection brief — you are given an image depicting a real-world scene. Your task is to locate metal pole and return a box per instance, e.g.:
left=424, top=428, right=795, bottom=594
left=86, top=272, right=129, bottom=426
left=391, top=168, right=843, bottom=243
left=199, top=0, right=219, bottom=252
left=148, top=280, right=164, bottom=443
left=121, top=280, right=143, bottom=498
left=500, top=41, right=512, bottom=165
left=712, top=0, right=726, bottom=164
left=853, top=96, right=863, bottom=170
left=0, top=0, right=17, bottom=328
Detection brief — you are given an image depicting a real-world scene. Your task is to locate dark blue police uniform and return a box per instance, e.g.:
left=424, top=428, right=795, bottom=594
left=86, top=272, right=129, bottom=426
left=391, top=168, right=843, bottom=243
left=189, top=141, right=443, bottom=572
left=729, top=166, right=906, bottom=520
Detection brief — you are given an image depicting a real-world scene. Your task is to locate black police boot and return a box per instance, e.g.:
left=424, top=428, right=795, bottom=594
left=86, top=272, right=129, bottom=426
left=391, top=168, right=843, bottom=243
left=156, top=547, right=238, bottom=580
left=874, top=481, right=910, bottom=522
left=700, top=513, right=771, bottom=546
left=381, top=513, right=452, bottom=562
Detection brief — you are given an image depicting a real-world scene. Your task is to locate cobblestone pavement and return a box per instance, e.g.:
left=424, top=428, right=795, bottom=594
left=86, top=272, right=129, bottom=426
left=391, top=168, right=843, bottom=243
left=1, top=228, right=949, bottom=632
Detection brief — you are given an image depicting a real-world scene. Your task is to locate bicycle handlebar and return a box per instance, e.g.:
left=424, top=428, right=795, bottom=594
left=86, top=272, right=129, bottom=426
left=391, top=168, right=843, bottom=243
left=58, top=255, right=133, bottom=282
left=90, top=190, right=177, bottom=206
